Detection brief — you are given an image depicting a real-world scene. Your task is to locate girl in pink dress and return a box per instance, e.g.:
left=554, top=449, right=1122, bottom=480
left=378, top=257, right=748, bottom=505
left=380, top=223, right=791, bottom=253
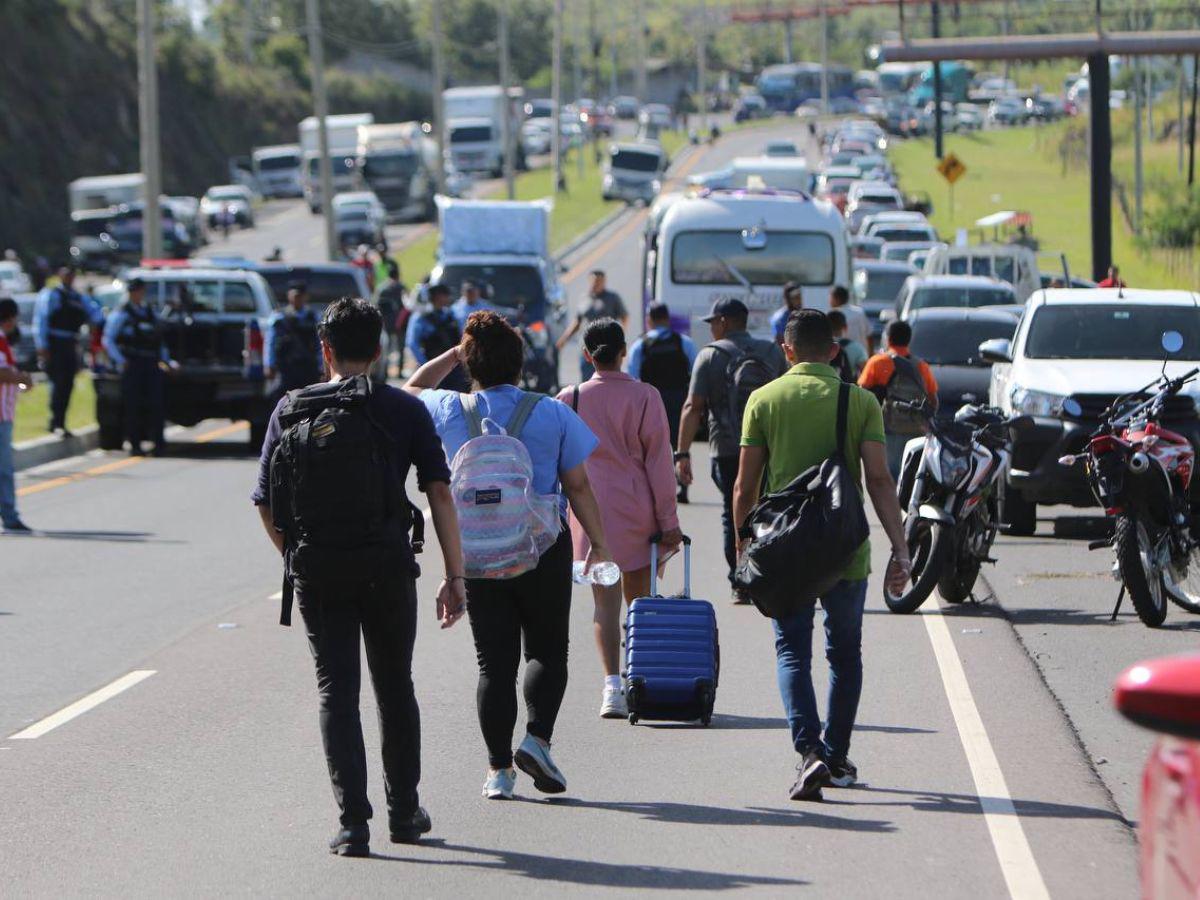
left=557, top=319, right=682, bottom=719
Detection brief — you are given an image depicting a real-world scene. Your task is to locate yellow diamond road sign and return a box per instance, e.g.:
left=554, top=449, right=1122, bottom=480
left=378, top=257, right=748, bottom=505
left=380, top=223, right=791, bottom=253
left=938, top=153, right=966, bottom=185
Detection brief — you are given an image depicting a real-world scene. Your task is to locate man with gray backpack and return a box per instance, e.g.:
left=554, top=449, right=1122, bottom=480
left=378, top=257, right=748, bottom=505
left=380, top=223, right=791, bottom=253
left=675, top=298, right=786, bottom=603
left=858, top=319, right=939, bottom=478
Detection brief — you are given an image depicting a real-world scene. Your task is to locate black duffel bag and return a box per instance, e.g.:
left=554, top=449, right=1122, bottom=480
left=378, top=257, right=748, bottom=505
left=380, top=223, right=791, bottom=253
left=734, top=381, right=869, bottom=619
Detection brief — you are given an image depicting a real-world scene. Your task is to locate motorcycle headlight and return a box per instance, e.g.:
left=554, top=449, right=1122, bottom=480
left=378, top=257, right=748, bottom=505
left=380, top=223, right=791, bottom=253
left=935, top=444, right=970, bottom=488
left=525, top=321, right=550, bottom=350
left=1010, top=386, right=1067, bottom=417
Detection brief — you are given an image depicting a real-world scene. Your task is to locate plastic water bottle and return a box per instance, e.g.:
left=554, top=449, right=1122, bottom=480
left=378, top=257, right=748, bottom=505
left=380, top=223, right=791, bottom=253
left=572, top=560, right=621, bottom=586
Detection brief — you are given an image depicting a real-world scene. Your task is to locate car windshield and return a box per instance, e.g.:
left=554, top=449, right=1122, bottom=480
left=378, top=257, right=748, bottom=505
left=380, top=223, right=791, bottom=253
left=1025, top=304, right=1200, bottom=360
left=909, top=286, right=1015, bottom=310
left=883, top=245, right=921, bottom=261
left=257, top=155, right=299, bottom=171
left=451, top=126, right=492, bottom=143
left=361, top=152, right=418, bottom=178
left=336, top=210, right=370, bottom=223
left=73, top=217, right=110, bottom=237
left=440, top=264, right=546, bottom=311
left=872, top=226, right=933, bottom=243
left=207, top=190, right=243, bottom=201
left=671, top=231, right=835, bottom=286
left=307, top=156, right=355, bottom=176
left=854, top=268, right=910, bottom=304
left=909, top=318, right=1017, bottom=364
left=260, top=270, right=364, bottom=309
left=611, top=150, right=660, bottom=172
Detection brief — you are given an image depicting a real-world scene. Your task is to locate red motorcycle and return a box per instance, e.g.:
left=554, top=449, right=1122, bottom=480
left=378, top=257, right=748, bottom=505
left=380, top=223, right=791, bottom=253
left=1064, top=344, right=1200, bottom=627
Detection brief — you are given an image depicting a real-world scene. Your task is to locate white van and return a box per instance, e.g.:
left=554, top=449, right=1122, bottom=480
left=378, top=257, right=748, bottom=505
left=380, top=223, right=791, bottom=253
left=251, top=144, right=303, bottom=198
left=603, top=141, right=667, bottom=204
left=648, top=189, right=850, bottom=339
left=689, top=156, right=813, bottom=194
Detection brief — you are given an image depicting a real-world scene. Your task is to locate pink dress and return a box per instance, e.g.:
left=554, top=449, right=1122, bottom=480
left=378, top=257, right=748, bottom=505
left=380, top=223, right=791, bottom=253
left=557, top=371, right=680, bottom=571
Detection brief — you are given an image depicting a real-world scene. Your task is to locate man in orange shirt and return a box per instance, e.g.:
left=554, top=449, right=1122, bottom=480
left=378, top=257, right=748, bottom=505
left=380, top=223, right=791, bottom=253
left=858, top=320, right=938, bottom=478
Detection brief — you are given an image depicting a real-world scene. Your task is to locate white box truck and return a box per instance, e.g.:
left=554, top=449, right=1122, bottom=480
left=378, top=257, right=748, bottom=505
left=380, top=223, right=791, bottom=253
left=355, top=122, right=437, bottom=222
left=69, top=173, right=145, bottom=214
left=299, top=112, right=374, bottom=213
left=251, top=143, right=303, bottom=198
left=443, top=86, right=526, bottom=177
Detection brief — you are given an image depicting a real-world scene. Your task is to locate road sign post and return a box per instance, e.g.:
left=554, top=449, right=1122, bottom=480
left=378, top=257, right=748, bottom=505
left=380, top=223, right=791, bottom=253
left=937, top=152, right=966, bottom=225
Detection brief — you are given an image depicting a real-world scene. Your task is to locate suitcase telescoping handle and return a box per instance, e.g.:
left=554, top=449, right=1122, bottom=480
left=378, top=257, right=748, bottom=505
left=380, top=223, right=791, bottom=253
left=649, top=533, right=692, bottom=599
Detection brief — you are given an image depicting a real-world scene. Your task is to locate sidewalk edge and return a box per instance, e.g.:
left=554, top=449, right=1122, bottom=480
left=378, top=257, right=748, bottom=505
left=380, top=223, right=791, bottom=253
left=14, top=426, right=100, bottom=473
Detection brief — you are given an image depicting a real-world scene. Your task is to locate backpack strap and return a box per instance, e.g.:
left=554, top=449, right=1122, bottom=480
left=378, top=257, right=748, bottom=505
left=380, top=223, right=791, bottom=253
left=571, top=385, right=580, bottom=412
left=460, top=392, right=485, bottom=438
left=835, top=381, right=851, bottom=458
left=505, top=392, right=543, bottom=440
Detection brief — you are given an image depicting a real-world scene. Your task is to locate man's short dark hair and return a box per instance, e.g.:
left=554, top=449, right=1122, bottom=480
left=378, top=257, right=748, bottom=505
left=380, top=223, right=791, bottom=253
left=885, top=319, right=913, bottom=348
left=0, top=298, right=17, bottom=322
left=782, top=281, right=801, bottom=301
left=830, top=285, right=850, bottom=305
left=826, top=309, right=847, bottom=330
left=648, top=302, right=670, bottom=323
left=590, top=269, right=605, bottom=278
left=428, top=283, right=452, bottom=301
left=318, top=297, right=382, bottom=362
left=784, top=309, right=834, bottom=358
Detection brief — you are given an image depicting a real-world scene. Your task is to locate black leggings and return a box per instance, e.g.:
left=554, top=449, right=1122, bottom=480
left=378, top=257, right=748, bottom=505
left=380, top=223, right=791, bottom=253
left=466, top=528, right=573, bottom=769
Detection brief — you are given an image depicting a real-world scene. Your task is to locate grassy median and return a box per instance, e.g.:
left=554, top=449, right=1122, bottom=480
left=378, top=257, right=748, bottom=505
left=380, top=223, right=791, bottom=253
left=888, top=116, right=1188, bottom=289
left=14, top=373, right=96, bottom=444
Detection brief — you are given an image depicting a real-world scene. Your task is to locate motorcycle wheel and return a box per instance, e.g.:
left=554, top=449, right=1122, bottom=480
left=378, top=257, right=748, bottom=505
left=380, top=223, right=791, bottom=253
left=937, top=560, right=980, bottom=604
left=1115, top=516, right=1168, bottom=627
left=1162, top=539, right=1200, bottom=615
left=884, top=520, right=951, bottom=614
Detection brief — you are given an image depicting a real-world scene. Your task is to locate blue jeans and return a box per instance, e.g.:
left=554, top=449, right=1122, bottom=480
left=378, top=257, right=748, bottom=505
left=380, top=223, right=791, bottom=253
left=0, top=420, right=17, bottom=526
left=773, top=578, right=868, bottom=760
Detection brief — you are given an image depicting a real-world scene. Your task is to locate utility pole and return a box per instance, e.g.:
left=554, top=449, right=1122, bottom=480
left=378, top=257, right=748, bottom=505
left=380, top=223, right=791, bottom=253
left=498, top=0, right=516, bottom=199
left=137, top=0, right=163, bottom=259
left=784, top=18, right=794, bottom=64
left=634, top=0, right=647, bottom=104
left=1180, top=60, right=1188, bottom=176
left=1189, top=54, right=1198, bottom=188
left=1089, top=51, right=1113, bottom=280
left=1002, top=0, right=1011, bottom=84
left=898, top=0, right=906, bottom=42
left=819, top=0, right=829, bottom=115
left=305, top=0, right=336, bottom=261
left=431, top=0, right=447, bottom=195
left=552, top=0, right=564, bottom=192
left=1133, top=56, right=1144, bottom=233
left=932, top=0, right=944, bottom=160
left=697, top=0, right=708, bottom=134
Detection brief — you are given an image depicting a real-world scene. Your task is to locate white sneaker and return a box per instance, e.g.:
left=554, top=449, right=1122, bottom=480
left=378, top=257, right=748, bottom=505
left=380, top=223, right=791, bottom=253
left=599, top=685, right=628, bottom=719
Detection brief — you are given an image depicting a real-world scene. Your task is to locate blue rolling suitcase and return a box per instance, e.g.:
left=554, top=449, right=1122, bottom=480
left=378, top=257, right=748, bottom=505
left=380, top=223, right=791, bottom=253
left=623, top=536, right=720, bottom=726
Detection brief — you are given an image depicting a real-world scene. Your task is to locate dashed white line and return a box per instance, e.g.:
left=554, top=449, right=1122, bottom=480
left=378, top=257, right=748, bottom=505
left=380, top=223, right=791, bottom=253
left=922, top=601, right=1050, bottom=899
left=9, top=670, right=157, bottom=740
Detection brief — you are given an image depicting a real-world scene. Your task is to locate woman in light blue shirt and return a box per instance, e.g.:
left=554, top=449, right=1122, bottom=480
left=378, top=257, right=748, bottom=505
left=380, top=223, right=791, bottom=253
left=404, top=310, right=612, bottom=801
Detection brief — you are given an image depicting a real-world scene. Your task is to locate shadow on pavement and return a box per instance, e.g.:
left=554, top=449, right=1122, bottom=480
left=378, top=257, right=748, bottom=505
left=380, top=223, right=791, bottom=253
left=371, top=839, right=810, bottom=889
left=549, top=798, right=896, bottom=833
left=157, top=443, right=256, bottom=461
left=708, top=714, right=934, bottom=735
left=825, top=785, right=1129, bottom=825
left=9, top=529, right=181, bottom=545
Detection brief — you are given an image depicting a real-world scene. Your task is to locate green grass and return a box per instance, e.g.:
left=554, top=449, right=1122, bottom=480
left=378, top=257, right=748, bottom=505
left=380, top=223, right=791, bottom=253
left=397, top=131, right=690, bottom=283
left=14, top=373, right=96, bottom=444
left=888, top=122, right=1186, bottom=289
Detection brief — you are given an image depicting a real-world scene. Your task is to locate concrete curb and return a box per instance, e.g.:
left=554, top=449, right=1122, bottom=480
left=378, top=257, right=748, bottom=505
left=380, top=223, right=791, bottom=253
left=14, top=426, right=101, bottom=473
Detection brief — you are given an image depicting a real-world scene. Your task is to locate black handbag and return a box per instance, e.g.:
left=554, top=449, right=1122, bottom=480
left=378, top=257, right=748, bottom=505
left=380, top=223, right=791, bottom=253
left=734, top=382, right=869, bottom=619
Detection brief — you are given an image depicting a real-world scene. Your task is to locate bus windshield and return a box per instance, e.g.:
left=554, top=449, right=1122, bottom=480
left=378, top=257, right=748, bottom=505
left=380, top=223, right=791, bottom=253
left=671, top=231, right=835, bottom=286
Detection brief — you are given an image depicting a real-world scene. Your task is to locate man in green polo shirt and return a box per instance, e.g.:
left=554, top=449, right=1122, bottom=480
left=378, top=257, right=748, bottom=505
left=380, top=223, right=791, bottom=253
left=734, top=309, right=910, bottom=802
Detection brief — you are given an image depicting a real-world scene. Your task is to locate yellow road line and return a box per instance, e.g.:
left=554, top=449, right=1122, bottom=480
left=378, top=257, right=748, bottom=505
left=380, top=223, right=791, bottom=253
left=16, top=421, right=249, bottom=498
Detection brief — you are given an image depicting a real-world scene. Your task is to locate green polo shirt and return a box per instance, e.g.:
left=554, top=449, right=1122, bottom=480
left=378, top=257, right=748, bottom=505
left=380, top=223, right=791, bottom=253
left=741, top=362, right=886, bottom=581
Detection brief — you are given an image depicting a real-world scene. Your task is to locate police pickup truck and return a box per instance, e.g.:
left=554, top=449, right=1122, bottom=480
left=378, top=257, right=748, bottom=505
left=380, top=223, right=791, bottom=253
left=92, top=266, right=276, bottom=451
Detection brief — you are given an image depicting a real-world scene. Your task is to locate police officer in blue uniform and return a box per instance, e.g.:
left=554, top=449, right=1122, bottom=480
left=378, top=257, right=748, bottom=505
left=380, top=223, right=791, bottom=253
left=405, top=283, right=468, bottom=391
left=102, top=277, right=176, bottom=456
left=34, top=266, right=102, bottom=436
left=265, top=280, right=323, bottom=397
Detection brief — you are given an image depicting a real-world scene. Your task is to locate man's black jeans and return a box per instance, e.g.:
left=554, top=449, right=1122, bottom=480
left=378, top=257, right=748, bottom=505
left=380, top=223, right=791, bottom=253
left=296, top=574, right=421, bottom=828
left=711, top=454, right=741, bottom=587
left=46, top=340, right=79, bottom=431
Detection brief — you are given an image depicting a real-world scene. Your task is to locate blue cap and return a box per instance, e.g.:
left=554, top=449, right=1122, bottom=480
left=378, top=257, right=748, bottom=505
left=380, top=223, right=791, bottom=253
left=701, top=297, right=749, bottom=322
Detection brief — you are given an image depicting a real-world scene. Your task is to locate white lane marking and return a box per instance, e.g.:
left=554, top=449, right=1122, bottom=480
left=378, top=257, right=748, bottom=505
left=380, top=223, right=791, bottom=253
left=922, top=601, right=1050, bottom=900
left=9, top=670, right=157, bottom=740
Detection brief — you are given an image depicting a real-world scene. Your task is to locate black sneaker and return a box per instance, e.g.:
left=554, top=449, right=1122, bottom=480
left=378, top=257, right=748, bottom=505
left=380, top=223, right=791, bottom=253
left=389, top=806, right=432, bottom=844
left=2, top=519, right=32, bottom=535
left=789, top=750, right=830, bottom=801
left=328, top=823, right=370, bottom=857
left=827, top=756, right=858, bottom=788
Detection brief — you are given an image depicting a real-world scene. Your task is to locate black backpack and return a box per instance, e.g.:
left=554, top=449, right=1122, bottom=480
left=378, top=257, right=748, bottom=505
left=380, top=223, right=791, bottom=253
left=268, top=376, right=421, bottom=625
left=419, top=310, right=462, bottom=363
left=734, top=382, right=869, bottom=619
left=639, top=331, right=691, bottom=392
left=832, top=341, right=855, bottom=384
left=710, top=339, right=777, bottom=438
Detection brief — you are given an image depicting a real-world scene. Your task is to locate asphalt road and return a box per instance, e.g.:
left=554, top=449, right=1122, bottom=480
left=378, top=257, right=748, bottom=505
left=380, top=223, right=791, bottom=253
left=0, top=120, right=1159, bottom=897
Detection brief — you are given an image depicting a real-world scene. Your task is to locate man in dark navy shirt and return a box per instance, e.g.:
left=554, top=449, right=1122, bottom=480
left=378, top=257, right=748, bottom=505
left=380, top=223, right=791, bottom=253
left=252, top=297, right=466, bottom=857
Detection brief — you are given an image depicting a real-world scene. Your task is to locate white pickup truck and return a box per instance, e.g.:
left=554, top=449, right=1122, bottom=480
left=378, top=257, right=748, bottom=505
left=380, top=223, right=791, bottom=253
left=983, top=288, right=1200, bottom=534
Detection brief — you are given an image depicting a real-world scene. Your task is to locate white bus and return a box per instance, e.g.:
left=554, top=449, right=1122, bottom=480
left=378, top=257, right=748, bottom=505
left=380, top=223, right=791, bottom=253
left=647, top=190, right=849, bottom=339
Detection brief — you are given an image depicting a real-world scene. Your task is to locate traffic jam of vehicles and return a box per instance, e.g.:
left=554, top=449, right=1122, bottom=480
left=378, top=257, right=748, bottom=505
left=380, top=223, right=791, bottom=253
left=7, top=46, right=1200, bottom=894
